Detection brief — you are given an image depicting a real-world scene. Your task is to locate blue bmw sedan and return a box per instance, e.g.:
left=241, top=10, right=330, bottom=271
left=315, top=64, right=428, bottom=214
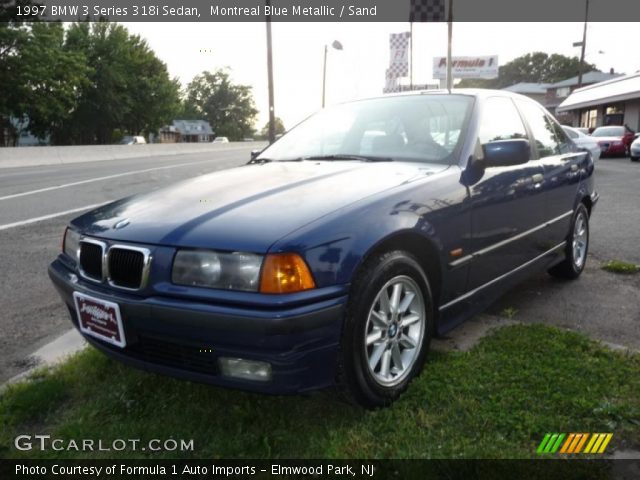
left=49, top=90, right=598, bottom=407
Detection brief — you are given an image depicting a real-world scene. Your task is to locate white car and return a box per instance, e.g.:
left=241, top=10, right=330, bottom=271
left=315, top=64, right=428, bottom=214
left=630, top=136, right=640, bottom=162
left=212, top=136, right=229, bottom=143
left=562, top=126, right=600, bottom=162
left=119, top=135, right=146, bottom=145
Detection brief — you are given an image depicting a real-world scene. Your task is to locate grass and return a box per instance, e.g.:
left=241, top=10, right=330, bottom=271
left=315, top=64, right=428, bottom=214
left=0, top=325, right=639, bottom=460
left=601, top=260, right=640, bottom=275
left=500, top=307, right=518, bottom=319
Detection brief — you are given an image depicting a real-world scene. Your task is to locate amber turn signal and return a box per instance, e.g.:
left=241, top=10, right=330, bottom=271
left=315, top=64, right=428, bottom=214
left=259, top=253, right=316, bottom=294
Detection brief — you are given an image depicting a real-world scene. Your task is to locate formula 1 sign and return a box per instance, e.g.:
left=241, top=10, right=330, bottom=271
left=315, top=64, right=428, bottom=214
left=433, top=56, right=499, bottom=79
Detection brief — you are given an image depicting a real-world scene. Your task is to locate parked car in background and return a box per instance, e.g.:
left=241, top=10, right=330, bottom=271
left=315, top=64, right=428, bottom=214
left=119, top=136, right=146, bottom=145
left=563, top=126, right=600, bottom=162
left=49, top=90, right=597, bottom=407
left=575, top=127, right=590, bottom=135
left=212, top=136, right=229, bottom=143
left=591, top=125, right=635, bottom=156
left=630, top=136, right=640, bottom=162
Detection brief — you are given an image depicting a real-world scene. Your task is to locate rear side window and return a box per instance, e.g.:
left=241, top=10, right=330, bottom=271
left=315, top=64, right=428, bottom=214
left=548, top=120, right=572, bottom=154
left=517, top=100, right=562, bottom=157
left=478, top=97, right=528, bottom=145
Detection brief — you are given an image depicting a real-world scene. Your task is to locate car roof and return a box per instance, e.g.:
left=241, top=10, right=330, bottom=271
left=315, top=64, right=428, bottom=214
left=345, top=88, right=536, bottom=106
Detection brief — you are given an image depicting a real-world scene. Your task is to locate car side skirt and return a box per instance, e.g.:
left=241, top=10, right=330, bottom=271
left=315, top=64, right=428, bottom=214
left=436, top=241, right=566, bottom=335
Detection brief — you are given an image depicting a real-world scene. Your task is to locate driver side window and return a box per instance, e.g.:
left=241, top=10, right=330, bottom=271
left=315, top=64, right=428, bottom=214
left=479, top=97, right=529, bottom=157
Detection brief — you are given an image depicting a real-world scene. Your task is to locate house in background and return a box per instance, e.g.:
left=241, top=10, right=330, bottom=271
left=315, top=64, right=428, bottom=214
left=158, top=119, right=214, bottom=143
left=557, top=71, right=640, bottom=131
left=544, top=70, right=622, bottom=122
left=501, top=82, right=551, bottom=106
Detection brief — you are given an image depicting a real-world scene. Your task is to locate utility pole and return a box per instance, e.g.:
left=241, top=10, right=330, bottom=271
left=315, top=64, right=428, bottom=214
left=322, top=45, right=328, bottom=108
left=446, top=0, right=453, bottom=91
left=577, top=0, right=589, bottom=89
left=409, top=22, right=414, bottom=90
left=266, top=0, right=276, bottom=144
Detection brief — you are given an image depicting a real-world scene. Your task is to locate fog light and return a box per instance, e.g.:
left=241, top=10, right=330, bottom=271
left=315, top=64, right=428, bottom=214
left=218, top=357, right=272, bottom=382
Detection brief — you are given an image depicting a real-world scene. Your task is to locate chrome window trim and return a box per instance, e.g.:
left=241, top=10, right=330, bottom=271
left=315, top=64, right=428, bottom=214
left=449, top=210, right=573, bottom=268
left=78, top=237, right=107, bottom=283
left=440, top=241, right=566, bottom=312
left=106, top=244, right=152, bottom=291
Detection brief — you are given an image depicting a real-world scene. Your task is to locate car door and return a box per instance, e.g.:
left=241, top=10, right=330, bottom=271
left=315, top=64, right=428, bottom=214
left=516, top=100, right=583, bottom=247
left=465, top=96, right=546, bottom=291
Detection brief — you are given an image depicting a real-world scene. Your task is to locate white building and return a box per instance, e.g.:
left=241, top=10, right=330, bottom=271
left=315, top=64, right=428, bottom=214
left=557, top=72, right=640, bottom=131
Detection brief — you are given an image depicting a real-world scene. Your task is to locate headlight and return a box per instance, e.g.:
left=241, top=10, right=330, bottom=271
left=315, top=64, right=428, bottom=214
left=63, top=228, right=81, bottom=263
left=172, top=250, right=262, bottom=291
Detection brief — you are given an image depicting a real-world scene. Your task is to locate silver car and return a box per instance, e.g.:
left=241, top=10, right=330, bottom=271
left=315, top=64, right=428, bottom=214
left=630, top=135, right=640, bottom=162
left=563, top=126, right=600, bottom=162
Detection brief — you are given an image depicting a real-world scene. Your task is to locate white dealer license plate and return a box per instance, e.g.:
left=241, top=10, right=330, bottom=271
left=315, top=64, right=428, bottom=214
left=73, top=292, right=126, bottom=348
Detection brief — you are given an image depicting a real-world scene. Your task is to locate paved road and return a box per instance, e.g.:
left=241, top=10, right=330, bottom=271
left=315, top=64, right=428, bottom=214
left=0, top=146, right=257, bottom=383
left=0, top=154, right=638, bottom=382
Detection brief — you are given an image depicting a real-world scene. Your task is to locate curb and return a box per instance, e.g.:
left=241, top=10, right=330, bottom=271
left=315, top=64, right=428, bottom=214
left=0, top=329, right=86, bottom=392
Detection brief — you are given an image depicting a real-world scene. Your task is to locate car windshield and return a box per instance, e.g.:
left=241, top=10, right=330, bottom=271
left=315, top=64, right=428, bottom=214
left=119, top=136, right=133, bottom=144
left=592, top=126, right=625, bottom=137
left=257, top=94, right=474, bottom=164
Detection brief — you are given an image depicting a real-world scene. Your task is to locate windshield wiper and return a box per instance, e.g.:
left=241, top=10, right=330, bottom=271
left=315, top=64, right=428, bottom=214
left=299, top=154, right=393, bottom=162
left=248, top=158, right=306, bottom=164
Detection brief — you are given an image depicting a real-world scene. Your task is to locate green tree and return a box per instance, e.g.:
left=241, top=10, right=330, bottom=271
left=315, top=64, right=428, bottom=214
left=0, top=21, right=89, bottom=145
left=183, top=69, right=258, bottom=141
left=458, top=52, right=598, bottom=89
left=58, top=22, right=180, bottom=144
left=259, top=117, right=286, bottom=139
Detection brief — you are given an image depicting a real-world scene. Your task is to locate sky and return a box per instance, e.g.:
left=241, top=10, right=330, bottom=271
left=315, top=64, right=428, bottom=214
left=125, top=22, right=640, bottom=130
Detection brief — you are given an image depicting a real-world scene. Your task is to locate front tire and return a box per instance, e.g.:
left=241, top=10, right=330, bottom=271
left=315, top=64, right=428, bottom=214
left=338, top=251, right=433, bottom=408
left=548, top=203, right=590, bottom=279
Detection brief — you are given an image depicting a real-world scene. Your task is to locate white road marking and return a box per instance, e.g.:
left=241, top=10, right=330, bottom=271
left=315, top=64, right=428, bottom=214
left=0, top=158, right=221, bottom=202
left=0, top=202, right=108, bottom=231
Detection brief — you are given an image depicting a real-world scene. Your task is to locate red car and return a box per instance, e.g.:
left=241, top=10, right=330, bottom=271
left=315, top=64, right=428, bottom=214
left=591, top=126, right=635, bottom=156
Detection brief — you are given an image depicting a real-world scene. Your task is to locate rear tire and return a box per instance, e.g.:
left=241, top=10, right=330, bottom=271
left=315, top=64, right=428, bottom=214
left=337, top=251, right=433, bottom=408
left=548, top=203, right=590, bottom=280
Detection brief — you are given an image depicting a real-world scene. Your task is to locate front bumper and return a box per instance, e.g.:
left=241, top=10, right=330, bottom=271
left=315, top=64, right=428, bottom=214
left=48, top=259, right=347, bottom=394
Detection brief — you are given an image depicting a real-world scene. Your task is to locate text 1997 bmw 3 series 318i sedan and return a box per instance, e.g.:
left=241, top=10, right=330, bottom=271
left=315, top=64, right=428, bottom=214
left=49, top=90, right=598, bottom=407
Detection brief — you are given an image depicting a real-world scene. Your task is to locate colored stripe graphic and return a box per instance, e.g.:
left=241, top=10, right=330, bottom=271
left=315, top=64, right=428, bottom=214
left=574, top=433, right=590, bottom=453
left=536, top=433, right=552, bottom=454
left=538, top=433, right=612, bottom=455
left=537, top=433, right=565, bottom=453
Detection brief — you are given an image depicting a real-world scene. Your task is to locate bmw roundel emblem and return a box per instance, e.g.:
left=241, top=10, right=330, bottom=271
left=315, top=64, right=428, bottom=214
left=113, top=218, right=131, bottom=230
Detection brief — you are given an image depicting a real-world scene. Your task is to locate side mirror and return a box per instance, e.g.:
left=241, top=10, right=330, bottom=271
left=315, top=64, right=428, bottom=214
left=250, top=149, right=261, bottom=160
left=481, top=139, right=530, bottom=168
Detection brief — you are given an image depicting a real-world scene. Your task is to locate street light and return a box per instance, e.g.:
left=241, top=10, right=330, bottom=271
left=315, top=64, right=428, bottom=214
left=322, top=40, right=343, bottom=108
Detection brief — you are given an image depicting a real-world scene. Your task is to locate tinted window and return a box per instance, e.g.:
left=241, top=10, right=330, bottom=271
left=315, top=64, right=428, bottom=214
left=258, top=95, right=474, bottom=164
left=478, top=97, right=528, bottom=145
left=549, top=120, right=572, bottom=154
left=517, top=100, right=561, bottom=158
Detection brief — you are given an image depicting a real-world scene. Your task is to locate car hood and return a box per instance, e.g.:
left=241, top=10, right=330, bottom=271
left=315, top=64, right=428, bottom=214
left=72, top=161, right=447, bottom=252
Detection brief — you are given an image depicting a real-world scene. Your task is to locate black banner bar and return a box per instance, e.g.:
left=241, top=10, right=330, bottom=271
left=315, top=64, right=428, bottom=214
left=2, top=459, right=640, bottom=480
left=4, top=0, right=640, bottom=22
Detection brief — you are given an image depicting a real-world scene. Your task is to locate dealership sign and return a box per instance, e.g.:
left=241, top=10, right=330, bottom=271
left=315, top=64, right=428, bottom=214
left=433, top=55, right=499, bottom=79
